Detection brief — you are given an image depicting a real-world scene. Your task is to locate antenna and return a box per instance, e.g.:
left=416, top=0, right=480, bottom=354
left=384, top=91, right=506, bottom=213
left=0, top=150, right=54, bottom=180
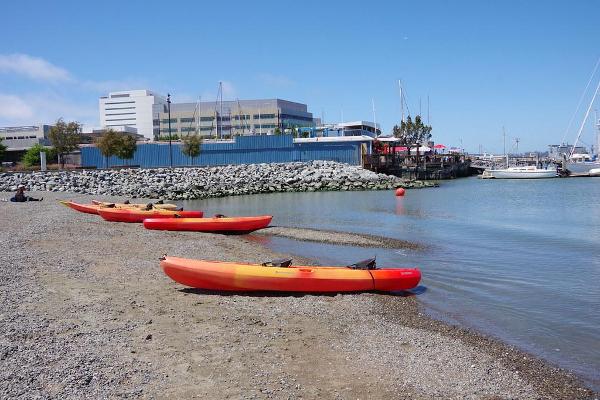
left=514, top=137, right=520, bottom=153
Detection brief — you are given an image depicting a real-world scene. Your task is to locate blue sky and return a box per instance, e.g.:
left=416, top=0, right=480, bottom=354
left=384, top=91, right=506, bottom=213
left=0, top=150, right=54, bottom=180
left=1, top=0, right=599, bottom=153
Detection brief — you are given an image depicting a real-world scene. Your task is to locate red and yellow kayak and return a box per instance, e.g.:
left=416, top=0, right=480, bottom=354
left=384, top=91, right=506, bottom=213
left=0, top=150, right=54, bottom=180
left=60, top=200, right=103, bottom=214
left=91, top=200, right=178, bottom=211
left=160, top=256, right=421, bottom=292
left=143, top=215, right=272, bottom=233
left=97, top=208, right=203, bottom=223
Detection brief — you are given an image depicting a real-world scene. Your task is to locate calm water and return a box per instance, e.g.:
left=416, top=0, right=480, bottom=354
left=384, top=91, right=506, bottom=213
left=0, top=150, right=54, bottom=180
left=184, top=177, right=600, bottom=389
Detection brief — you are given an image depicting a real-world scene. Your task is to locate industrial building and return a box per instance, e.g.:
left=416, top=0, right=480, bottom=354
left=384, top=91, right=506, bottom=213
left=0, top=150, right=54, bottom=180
left=152, top=98, right=315, bottom=139
left=0, top=124, right=52, bottom=150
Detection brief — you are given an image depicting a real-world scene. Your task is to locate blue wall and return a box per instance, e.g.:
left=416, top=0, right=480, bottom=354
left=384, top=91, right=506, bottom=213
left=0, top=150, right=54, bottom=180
left=81, top=134, right=364, bottom=168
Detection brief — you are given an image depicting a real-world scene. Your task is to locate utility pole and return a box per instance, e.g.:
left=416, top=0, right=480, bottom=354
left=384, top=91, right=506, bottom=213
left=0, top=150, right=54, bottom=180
left=167, top=94, right=173, bottom=168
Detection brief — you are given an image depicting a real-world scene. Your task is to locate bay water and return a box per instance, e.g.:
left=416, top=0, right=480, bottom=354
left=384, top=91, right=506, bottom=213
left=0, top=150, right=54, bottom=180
left=184, top=176, right=600, bottom=389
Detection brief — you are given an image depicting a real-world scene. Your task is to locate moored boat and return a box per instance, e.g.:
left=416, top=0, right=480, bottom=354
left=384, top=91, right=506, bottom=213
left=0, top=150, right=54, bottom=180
left=143, top=215, right=272, bottom=233
left=97, top=208, right=203, bottom=223
left=160, top=256, right=421, bottom=292
left=482, top=166, right=557, bottom=179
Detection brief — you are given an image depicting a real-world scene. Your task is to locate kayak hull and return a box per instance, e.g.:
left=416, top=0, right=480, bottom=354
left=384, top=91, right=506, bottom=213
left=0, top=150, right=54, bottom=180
left=143, top=216, right=272, bottom=233
left=60, top=201, right=102, bottom=214
left=160, top=257, right=421, bottom=293
left=97, top=208, right=203, bottom=223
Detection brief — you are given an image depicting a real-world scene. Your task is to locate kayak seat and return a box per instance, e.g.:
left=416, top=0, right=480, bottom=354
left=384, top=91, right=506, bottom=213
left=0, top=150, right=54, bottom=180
left=123, top=200, right=131, bottom=204
left=348, top=258, right=377, bottom=270
left=156, top=200, right=164, bottom=204
left=105, top=203, right=116, bottom=208
left=214, top=214, right=227, bottom=218
left=261, top=258, right=293, bottom=268
left=145, top=203, right=153, bottom=210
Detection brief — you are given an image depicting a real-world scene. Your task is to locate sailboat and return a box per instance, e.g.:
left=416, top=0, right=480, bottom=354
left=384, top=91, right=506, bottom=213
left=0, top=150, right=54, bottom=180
left=481, top=129, right=558, bottom=179
left=563, top=60, right=600, bottom=176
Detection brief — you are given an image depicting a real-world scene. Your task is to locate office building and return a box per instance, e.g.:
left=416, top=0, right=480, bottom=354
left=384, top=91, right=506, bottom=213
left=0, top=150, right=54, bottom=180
left=152, top=98, right=314, bottom=139
left=99, top=90, right=167, bottom=140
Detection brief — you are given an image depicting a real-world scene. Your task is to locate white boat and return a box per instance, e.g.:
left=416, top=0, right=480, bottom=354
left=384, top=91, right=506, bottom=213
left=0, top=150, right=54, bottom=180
left=564, top=154, right=600, bottom=176
left=589, top=168, right=600, bottom=177
left=482, top=166, right=558, bottom=179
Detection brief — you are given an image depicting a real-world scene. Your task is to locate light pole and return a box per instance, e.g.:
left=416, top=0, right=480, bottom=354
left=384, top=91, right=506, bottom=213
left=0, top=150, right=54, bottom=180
left=167, top=94, right=173, bottom=168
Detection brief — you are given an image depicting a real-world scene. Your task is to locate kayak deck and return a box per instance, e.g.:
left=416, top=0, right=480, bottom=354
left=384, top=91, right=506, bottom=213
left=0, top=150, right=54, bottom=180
left=97, top=208, right=204, bottom=223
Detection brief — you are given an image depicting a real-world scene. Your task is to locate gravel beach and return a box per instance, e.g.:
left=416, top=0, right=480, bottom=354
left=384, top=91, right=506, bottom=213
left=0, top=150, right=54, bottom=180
left=0, top=191, right=596, bottom=399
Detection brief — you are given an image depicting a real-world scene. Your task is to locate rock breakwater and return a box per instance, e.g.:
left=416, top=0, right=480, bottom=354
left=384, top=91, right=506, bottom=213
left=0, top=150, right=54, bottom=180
left=0, top=161, right=436, bottom=200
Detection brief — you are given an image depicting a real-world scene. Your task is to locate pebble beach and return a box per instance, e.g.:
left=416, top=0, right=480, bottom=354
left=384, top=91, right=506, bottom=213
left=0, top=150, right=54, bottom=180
left=0, top=190, right=596, bottom=399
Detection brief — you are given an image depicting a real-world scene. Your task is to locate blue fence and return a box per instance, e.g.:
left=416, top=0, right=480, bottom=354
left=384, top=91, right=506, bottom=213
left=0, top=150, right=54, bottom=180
left=81, top=134, right=365, bottom=168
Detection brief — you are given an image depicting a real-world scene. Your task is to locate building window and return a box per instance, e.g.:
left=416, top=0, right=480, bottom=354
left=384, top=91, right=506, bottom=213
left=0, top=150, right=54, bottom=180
left=234, top=115, right=251, bottom=120
left=253, top=114, right=276, bottom=119
left=180, top=117, right=195, bottom=123
left=110, top=94, right=130, bottom=98
left=200, top=116, right=215, bottom=121
left=104, top=101, right=135, bottom=105
left=161, top=119, right=177, bottom=124
left=200, top=127, right=213, bottom=131
left=181, top=127, right=198, bottom=132
left=106, top=117, right=137, bottom=122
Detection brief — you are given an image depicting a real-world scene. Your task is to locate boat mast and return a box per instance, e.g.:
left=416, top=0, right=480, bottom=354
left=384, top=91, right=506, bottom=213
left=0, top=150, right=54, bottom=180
left=570, top=79, right=600, bottom=157
left=372, top=98, right=377, bottom=136
left=398, top=80, right=404, bottom=123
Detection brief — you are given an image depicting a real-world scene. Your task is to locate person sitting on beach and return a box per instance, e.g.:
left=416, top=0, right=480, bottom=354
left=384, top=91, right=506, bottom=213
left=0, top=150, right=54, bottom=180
left=10, top=185, right=43, bottom=202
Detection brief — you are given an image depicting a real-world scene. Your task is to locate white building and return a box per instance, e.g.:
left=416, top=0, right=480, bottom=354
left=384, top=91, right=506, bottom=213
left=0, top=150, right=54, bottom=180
left=99, top=90, right=167, bottom=140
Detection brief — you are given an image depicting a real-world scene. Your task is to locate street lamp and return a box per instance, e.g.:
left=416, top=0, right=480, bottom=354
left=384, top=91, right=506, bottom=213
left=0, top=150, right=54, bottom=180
left=167, top=93, right=173, bottom=168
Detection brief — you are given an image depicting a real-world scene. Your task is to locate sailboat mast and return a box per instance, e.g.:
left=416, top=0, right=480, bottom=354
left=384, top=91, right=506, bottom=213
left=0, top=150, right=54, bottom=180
left=372, top=98, right=377, bottom=136
left=570, top=79, right=600, bottom=157
left=398, top=80, right=404, bottom=123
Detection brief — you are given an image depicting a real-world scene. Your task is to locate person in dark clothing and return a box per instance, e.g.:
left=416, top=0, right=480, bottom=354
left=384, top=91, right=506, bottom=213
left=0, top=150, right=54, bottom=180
left=10, top=185, right=43, bottom=202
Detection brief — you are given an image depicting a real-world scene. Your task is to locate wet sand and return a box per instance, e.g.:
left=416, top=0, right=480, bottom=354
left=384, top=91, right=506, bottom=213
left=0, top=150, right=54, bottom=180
left=0, top=192, right=596, bottom=399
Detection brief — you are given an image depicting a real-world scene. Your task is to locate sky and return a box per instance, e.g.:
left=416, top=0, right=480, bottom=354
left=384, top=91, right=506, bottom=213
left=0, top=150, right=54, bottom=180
left=1, top=0, right=599, bottom=153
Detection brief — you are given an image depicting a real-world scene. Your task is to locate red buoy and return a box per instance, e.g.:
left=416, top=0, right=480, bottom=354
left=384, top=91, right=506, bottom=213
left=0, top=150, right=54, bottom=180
left=395, top=188, right=406, bottom=197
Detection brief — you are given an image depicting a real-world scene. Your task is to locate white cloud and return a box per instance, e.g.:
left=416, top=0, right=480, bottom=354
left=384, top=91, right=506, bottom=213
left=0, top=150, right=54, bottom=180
left=0, top=94, right=34, bottom=120
left=0, top=54, right=72, bottom=82
left=0, top=92, right=97, bottom=126
left=258, top=73, right=295, bottom=87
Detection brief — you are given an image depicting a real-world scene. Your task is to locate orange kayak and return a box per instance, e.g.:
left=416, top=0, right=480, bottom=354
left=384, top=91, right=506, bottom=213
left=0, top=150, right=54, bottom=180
left=97, top=208, right=203, bottom=223
left=160, top=256, right=421, bottom=292
left=60, top=201, right=103, bottom=214
left=143, top=215, right=272, bottom=233
left=91, top=200, right=178, bottom=211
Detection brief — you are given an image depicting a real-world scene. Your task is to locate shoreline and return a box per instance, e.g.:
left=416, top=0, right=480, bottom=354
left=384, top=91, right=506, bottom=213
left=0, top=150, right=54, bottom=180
left=0, top=191, right=596, bottom=399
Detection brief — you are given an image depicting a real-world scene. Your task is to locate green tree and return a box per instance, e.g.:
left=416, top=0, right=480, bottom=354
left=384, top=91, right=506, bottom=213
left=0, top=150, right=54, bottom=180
left=114, top=134, right=137, bottom=165
left=274, top=127, right=282, bottom=135
left=393, top=115, right=432, bottom=145
left=22, top=144, right=54, bottom=167
left=0, top=138, right=6, bottom=161
left=49, top=118, right=81, bottom=168
left=95, top=129, right=120, bottom=168
left=181, top=133, right=202, bottom=165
